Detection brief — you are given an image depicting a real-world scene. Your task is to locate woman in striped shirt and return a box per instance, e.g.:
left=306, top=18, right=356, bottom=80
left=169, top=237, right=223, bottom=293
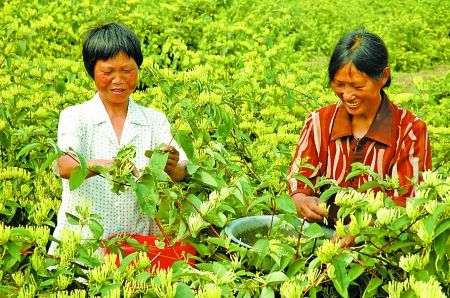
left=288, top=29, right=432, bottom=233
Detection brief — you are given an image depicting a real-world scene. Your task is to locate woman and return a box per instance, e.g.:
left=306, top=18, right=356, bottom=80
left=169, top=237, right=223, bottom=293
left=288, top=29, right=431, bottom=230
left=51, top=23, right=188, bottom=250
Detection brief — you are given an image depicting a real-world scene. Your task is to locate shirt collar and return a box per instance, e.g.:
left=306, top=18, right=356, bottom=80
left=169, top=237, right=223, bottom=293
left=330, top=91, right=393, bottom=146
left=89, top=93, right=148, bottom=126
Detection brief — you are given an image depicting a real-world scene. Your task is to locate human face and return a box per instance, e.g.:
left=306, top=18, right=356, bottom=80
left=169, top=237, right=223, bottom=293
left=93, top=52, right=139, bottom=106
left=331, top=63, right=389, bottom=120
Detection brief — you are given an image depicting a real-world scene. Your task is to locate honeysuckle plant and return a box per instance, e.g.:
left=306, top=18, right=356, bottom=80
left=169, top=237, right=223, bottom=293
left=1, top=0, right=450, bottom=296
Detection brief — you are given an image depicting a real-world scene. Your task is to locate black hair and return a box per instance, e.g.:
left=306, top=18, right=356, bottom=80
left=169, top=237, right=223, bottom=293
left=82, top=22, right=143, bottom=79
left=328, top=29, right=391, bottom=88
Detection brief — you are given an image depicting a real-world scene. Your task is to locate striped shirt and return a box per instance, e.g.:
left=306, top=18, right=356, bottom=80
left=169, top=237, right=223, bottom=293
left=288, top=92, right=432, bottom=206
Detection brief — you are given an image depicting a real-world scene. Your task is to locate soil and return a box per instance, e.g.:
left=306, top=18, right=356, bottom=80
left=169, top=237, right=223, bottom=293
left=393, top=65, right=450, bottom=92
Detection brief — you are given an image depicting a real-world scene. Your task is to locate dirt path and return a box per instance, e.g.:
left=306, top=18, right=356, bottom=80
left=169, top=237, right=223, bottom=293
left=394, top=65, right=450, bottom=92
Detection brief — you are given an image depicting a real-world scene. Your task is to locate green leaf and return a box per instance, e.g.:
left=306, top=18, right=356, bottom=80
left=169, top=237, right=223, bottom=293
left=357, top=180, right=381, bottom=192
left=175, top=283, right=194, bottom=298
left=434, top=230, right=450, bottom=257
left=266, top=271, right=288, bottom=285
left=362, top=277, right=383, bottom=298
left=348, top=263, right=365, bottom=282
left=275, top=193, right=296, bottom=214
left=69, top=166, right=87, bottom=190
left=73, top=149, right=88, bottom=177
left=89, top=219, right=104, bottom=239
left=291, top=173, right=315, bottom=191
left=319, top=186, right=340, bottom=201
left=285, top=88, right=296, bottom=109
left=175, top=130, right=195, bottom=160
left=346, top=169, right=364, bottom=181
left=434, top=218, right=450, bottom=239
left=7, top=242, right=20, bottom=260
left=260, top=286, right=275, bottom=298
left=118, top=252, right=139, bottom=270
left=55, top=78, right=66, bottom=94
left=302, top=222, right=324, bottom=238
left=252, top=239, right=270, bottom=254
left=41, top=151, right=63, bottom=170
left=150, top=149, right=169, bottom=181
left=66, top=212, right=80, bottom=225
left=16, top=142, right=41, bottom=159
left=130, top=180, right=157, bottom=219
left=191, top=169, right=218, bottom=189
left=331, top=256, right=350, bottom=298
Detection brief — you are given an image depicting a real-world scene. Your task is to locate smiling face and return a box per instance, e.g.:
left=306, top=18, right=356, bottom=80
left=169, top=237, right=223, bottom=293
left=93, top=51, right=139, bottom=106
left=331, top=63, right=389, bottom=120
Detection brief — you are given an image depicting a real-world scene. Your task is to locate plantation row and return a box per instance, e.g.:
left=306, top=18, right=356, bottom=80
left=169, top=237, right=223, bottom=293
left=1, top=0, right=450, bottom=297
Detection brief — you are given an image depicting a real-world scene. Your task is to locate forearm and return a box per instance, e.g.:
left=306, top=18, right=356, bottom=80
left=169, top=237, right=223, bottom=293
left=166, top=160, right=187, bottom=182
left=57, top=154, right=113, bottom=179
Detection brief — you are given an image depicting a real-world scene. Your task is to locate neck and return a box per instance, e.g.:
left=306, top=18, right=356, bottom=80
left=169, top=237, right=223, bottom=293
left=101, top=99, right=129, bottom=119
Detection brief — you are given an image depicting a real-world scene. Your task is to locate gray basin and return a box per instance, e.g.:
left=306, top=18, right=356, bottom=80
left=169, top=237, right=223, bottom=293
left=225, top=215, right=334, bottom=248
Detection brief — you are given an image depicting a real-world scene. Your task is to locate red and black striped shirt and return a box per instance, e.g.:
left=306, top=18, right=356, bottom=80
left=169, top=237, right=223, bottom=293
left=288, top=92, right=432, bottom=206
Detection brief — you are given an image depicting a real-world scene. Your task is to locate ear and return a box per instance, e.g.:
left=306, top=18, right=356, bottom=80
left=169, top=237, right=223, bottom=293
left=381, top=67, right=391, bottom=85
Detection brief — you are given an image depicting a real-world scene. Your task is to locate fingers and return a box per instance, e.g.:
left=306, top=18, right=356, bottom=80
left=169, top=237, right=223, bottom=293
left=331, top=233, right=356, bottom=248
left=293, top=194, right=328, bottom=223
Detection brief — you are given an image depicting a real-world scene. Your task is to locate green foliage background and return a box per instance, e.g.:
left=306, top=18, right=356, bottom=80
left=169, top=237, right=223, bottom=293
left=0, top=0, right=449, bottom=297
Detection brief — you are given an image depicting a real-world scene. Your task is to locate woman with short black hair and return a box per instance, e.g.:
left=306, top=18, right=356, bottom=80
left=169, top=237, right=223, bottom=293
left=50, top=22, right=187, bottom=253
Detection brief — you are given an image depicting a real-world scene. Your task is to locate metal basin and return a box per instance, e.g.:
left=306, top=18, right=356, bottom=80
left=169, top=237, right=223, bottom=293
left=225, top=215, right=334, bottom=248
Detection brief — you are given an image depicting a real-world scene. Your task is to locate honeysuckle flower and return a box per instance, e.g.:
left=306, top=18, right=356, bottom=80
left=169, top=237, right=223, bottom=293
left=18, top=284, right=37, bottom=298
left=31, top=251, right=45, bottom=273
left=11, top=271, right=25, bottom=287
left=56, top=274, right=72, bottom=291
left=409, top=275, right=446, bottom=298
left=88, top=264, right=110, bottom=285
left=0, top=222, right=11, bottom=244
left=280, top=280, right=305, bottom=298
left=348, top=214, right=360, bottom=236
left=387, top=280, right=405, bottom=298
left=399, top=253, right=422, bottom=272
left=307, top=268, right=321, bottom=285
left=152, top=268, right=177, bottom=298
left=424, top=199, right=439, bottom=214
left=197, top=284, right=222, bottom=298
left=335, top=219, right=346, bottom=237
left=317, top=240, right=341, bottom=264
left=416, top=221, right=433, bottom=245
left=187, top=213, right=207, bottom=237
left=135, top=252, right=151, bottom=270
left=58, top=229, right=82, bottom=267
left=405, top=199, right=421, bottom=220
left=327, top=264, right=336, bottom=279
left=376, top=208, right=400, bottom=226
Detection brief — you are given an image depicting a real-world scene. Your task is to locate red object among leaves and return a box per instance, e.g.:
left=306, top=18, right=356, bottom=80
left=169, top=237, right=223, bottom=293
left=105, top=235, right=197, bottom=270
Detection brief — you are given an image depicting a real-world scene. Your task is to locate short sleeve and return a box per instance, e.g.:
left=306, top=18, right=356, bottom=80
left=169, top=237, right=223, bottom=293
left=57, top=106, right=83, bottom=153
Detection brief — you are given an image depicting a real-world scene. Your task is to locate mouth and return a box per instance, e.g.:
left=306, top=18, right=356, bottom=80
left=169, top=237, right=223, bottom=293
left=345, top=101, right=361, bottom=109
left=111, top=88, right=126, bottom=95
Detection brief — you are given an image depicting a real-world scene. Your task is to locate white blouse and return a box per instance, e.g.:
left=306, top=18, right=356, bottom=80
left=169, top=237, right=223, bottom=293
left=51, top=93, right=187, bottom=250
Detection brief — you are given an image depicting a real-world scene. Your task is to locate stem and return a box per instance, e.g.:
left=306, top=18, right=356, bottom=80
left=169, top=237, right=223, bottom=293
left=153, top=217, right=181, bottom=260
left=294, top=218, right=306, bottom=259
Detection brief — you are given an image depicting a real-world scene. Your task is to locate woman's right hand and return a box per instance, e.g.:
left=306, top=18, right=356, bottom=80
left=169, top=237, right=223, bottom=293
left=291, top=193, right=328, bottom=223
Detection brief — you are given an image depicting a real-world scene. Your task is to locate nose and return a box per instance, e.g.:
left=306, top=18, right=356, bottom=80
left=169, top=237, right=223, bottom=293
left=342, top=87, right=354, bottom=101
left=112, top=73, right=124, bottom=84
